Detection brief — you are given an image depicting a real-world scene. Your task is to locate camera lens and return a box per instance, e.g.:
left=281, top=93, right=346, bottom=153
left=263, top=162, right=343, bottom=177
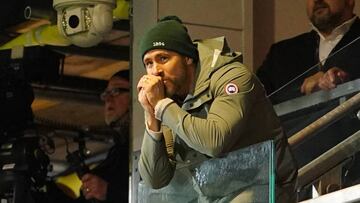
left=69, top=15, right=80, bottom=28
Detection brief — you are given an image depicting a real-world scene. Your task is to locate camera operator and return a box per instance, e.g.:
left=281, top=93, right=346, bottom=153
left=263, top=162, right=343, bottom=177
left=44, top=69, right=130, bottom=203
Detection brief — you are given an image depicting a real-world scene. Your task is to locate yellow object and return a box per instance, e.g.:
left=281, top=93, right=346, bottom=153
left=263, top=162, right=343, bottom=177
left=0, top=25, right=71, bottom=50
left=0, top=0, right=129, bottom=50
left=53, top=163, right=98, bottom=199
left=55, top=173, right=82, bottom=198
left=113, top=0, right=130, bottom=20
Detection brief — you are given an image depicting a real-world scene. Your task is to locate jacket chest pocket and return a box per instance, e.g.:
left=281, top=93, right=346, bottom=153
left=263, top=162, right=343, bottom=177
left=183, top=92, right=213, bottom=118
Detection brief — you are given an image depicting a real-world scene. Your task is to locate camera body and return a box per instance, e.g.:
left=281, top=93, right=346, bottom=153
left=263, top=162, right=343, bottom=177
left=0, top=47, right=63, bottom=135
left=0, top=47, right=62, bottom=202
left=53, top=0, right=116, bottom=47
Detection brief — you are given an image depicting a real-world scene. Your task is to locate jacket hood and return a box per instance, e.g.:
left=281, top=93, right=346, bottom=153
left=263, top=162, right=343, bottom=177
left=192, top=36, right=243, bottom=96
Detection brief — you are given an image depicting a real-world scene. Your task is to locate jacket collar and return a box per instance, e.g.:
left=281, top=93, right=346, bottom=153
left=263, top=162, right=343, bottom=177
left=189, top=37, right=242, bottom=98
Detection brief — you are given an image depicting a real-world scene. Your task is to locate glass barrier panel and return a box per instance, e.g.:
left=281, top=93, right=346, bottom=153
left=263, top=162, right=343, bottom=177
left=138, top=140, right=275, bottom=203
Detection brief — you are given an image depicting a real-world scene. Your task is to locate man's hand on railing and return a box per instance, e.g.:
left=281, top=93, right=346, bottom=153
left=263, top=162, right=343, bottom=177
left=301, top=67, right=349, bottom=95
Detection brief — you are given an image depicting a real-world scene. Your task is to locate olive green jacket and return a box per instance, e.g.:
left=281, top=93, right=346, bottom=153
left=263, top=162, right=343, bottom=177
left=138, top=37, right=297, bottom=201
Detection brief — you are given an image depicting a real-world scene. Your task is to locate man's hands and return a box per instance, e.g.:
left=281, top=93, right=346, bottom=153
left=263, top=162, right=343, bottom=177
left=137, top=75, right=165, bottom=131
left=300, top=71, right=324, bottom=94
left=81, top=173, right=108, bottom=201
left=317, top=67, right=349, bottom=90
left=301, top=67, right=349, bottom=94
left=137, top=75, right=165, bottom=111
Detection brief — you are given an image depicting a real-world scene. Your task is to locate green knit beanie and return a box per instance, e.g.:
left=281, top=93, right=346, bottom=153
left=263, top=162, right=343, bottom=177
left=139, top=16, right=198, bottom=61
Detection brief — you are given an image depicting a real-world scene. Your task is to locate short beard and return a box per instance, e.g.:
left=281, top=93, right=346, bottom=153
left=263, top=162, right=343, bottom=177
left=164, top=84, right=184, bottom=105
left=311, top=11, right=343, bottom=33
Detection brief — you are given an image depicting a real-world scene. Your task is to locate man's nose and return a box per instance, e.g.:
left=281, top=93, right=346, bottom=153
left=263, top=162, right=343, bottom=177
left=150, top=64, right=163, bottom=76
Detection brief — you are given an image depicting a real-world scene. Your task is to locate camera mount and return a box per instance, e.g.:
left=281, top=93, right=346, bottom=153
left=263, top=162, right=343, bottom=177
left=53, top=0, right=116, bottom=47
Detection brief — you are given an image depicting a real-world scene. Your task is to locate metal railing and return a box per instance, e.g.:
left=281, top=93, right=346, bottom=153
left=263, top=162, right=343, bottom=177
left=297, top=130, right=360, bottom=188
left=299, top=183, right=360, bottom=203
left=288, top=92, right=360, bottom=147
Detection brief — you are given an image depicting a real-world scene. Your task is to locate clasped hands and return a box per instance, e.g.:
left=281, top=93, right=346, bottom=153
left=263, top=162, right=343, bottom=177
left=300, top=67, right=349, bottom=95
left=137, top=75, right=165, bottom=131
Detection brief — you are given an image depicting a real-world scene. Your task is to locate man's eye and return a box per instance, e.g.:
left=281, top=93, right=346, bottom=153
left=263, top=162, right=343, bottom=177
left=145, top=61, right=153, bottom=68
left=159, top=56, right=168, bottom=62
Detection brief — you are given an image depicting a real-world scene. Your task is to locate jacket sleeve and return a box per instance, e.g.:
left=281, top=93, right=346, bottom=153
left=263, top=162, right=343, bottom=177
left=138, top=128, right=176, bottom=189
left=160, top=65, right=258, bottom=157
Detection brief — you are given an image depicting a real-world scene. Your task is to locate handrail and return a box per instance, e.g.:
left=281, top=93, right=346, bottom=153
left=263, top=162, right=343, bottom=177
left=297, top=130, right=360, bottom=188
left=299, top=183, right=360, bottom=203
left=288, top=92, right=360, bottom=147
left=274, top=78, right=360, bottom=117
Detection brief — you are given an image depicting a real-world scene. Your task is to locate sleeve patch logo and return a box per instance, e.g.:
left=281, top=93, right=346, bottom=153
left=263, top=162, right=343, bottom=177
left=225, top=83, right=239, bottom=95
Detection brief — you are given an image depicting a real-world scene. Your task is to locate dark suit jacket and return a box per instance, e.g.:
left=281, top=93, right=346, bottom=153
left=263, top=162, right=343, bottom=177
left=256, top=17, right=360, bottom=170
left=257, top=17, right=360, bottom=104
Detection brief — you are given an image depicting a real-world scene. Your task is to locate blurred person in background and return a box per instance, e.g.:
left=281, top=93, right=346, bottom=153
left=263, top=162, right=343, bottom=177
left=43, top=69, right=130, bottom=203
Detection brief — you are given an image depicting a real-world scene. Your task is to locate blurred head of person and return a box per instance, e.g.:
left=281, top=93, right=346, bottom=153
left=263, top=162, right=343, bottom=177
left=101, top=69, right=130, bottom=141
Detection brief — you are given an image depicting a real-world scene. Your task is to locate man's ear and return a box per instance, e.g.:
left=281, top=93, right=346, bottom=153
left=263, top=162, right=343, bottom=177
left=185, top=57, right=193, bottom=65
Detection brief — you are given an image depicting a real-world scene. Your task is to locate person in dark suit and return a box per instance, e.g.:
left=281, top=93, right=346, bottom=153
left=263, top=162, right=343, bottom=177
left=256, top=0, right=360, bottom=198
left=257, top=0, right=360, bottom=104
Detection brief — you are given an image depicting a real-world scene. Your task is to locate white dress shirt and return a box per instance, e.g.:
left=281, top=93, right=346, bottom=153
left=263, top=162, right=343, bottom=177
left=312, top=16, right=356, bottom=65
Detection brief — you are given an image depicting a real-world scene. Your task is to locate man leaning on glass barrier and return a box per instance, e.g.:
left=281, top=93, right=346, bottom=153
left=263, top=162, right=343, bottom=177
left=136, top=16, right=298, bottom=203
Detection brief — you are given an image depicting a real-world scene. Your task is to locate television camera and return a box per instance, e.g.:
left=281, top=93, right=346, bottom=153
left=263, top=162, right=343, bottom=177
left=0, top=46, right=63, bottom=203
